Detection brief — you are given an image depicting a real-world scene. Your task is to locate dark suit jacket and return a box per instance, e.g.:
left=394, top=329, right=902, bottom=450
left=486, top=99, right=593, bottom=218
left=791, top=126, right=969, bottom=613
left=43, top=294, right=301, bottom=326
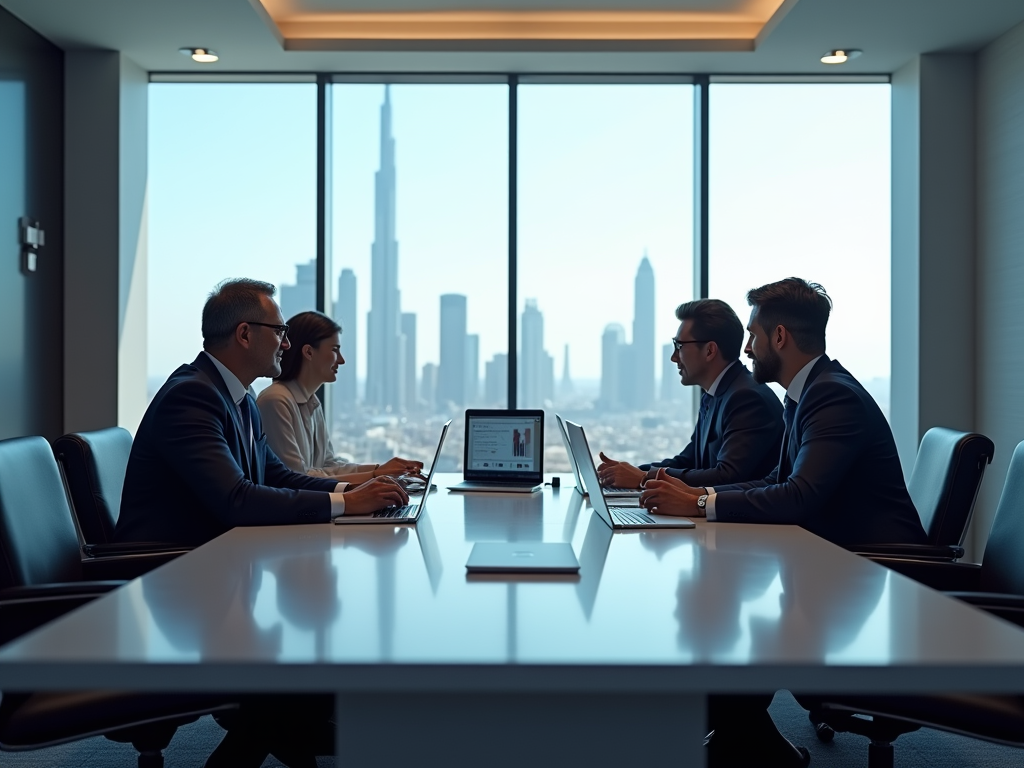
left=115, top=353, right=339, bottom=547
left=714, top=356, right=926, bottom=548
left=640, top=363, right=784, bottom=487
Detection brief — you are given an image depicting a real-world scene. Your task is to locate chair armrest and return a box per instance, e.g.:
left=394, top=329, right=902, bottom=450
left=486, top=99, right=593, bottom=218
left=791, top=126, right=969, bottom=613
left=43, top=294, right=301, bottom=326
left=0, top=582, right=126, bottom=646
left=945, top=592, right=1024, bottom=629
left=82, top=550, right=188, bottom=581
left=852, top=543, right=965, bottom=561
left=84, top=541, right=193, bottom=557
left=868, top=557, right=982, bottom=591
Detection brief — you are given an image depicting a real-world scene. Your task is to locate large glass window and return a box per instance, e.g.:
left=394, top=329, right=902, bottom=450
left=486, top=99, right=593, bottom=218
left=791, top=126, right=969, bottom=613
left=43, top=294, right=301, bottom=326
left=708, top=83, right=892, bottom=415
left=518, top=84, right=695, bottom=472
left=147, top=83, right=317, bottom=399
left=330, top=84, right=508, bottom=470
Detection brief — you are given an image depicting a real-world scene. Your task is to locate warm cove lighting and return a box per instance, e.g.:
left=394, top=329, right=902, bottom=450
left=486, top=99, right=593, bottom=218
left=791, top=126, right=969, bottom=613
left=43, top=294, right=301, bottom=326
left=821, top=49, right=861, bottom=64
left=179, top=47, right=219, bottom=63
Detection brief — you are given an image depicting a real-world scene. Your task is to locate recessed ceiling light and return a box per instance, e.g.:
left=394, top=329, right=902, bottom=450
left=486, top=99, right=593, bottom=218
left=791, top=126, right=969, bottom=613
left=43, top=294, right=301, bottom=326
left=821, top=49, right=862, bottom=65
left=179, top=47, right=219, bottom=63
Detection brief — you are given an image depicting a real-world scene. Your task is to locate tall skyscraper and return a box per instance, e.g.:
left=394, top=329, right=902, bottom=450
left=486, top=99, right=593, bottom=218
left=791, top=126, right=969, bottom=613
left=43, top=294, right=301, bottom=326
left=558, top=343, right=574, bottom=403
left=520, top=299, right=552, bottom=409
left=465, top=333, right=479, bottom=406
left=335, top=268, right=358, bottom=412
left=365, top=86, right=405, bottom=411
left=629, top=255, right=656, bottom=410
left=279, top=259, right=315, bottom=323
left=660, top=342, right=679, bottom=403
left=600, top=323, right=626, bottom=411
left=438, top=294, right=467, bottom=407
left=485, top=353, right=508, bottom=407
left=401, top=312, right=417, bottom=411
left=421, top=362, right=438, bottom=410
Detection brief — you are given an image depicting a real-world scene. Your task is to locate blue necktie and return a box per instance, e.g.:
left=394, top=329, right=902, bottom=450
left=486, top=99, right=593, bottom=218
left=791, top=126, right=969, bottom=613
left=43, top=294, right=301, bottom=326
left=697, top=391, right=713, bottom=466
left=779, top=395, right=797, bottom=478
left=238, top=394, right=253, bottom=469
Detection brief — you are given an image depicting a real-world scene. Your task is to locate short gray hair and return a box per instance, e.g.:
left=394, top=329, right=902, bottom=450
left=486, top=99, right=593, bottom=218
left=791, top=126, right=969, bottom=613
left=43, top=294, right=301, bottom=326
left=202, top=278, right=277, bottom=349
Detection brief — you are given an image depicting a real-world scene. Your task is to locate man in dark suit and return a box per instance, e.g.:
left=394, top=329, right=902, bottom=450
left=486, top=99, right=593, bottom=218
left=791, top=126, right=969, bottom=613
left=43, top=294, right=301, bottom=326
left=116, top=278, right=408, bottom=548
left=597, top=298, right=783, bottom=489
left=640, top=278, right=926, bottom=768
left=115, top=278, right=407, bottom=768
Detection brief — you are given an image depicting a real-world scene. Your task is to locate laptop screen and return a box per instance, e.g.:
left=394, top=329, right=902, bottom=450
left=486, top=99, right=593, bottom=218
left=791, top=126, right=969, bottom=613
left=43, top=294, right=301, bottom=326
left=463, top=409, right=545, bottom=482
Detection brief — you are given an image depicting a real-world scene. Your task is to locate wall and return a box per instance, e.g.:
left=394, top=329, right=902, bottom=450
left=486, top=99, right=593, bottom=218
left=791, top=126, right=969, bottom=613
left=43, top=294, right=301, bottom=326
left=974, top=19, right=1024, bottom=556
left=0, top=6, right=64, bottom=440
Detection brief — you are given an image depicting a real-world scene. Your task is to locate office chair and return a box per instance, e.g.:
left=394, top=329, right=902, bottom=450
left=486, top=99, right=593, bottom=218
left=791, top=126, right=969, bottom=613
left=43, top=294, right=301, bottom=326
left=0, top=434, right=236, bottom=767
left=801, top=439, right=1024, bottom=768
left=852, top=427, right=994, bottom=563
left=52, top=428, right=191, bottom=575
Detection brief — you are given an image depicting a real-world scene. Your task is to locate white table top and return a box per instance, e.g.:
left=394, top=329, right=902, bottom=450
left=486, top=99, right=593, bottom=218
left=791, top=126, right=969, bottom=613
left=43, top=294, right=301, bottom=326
left=3, top=474, right=1024, bottom=694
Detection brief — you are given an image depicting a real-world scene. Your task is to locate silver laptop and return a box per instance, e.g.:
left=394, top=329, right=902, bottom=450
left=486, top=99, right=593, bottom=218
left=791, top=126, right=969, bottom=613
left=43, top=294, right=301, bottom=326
left=555, top=414, right=641, bottom=499
left=334, top=419, right=451, bottom=525
left=448, top=409, right=544, bottom=493
left=563, top=420, right=695, bottom=530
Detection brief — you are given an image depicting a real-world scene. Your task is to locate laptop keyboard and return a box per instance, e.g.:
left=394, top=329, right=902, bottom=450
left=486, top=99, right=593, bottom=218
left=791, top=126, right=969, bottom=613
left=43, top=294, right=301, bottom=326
left=606, top=486, right=640, bottom=494
left=373, top=504, right=417, bottom=519
left=611, top=508, right=656, bottom=526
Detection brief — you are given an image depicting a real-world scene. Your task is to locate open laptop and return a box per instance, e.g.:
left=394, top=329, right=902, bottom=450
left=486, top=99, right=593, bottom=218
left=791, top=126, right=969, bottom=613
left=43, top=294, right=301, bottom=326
left=563, top=420, right=695, bottom=530
left=334, top=419, right=451, bottom=525
left=555, top=414, right=642, bottom=499
left=448, top=409, right=544, bottom=493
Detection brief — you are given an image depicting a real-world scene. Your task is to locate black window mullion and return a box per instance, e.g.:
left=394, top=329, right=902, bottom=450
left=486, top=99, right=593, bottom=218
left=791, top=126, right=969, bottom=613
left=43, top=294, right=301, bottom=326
left=693, top=75, right=710, bottom=300
left=507, top=75, right=519, bottom=411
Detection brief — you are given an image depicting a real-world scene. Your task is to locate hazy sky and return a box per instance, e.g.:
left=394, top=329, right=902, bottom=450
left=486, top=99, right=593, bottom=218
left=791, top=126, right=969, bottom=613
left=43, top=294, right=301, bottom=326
left=148, top=81, right=889, bottom=388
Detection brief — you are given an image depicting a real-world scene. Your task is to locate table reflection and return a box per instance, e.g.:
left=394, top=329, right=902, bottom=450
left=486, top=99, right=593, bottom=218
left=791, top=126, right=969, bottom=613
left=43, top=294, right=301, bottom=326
left=462, top=493, right=545, bottom=541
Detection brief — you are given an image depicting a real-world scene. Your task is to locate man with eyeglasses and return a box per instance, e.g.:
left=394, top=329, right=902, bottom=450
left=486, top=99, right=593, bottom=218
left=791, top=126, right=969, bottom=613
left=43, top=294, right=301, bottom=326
left=597, top=298, right=784, bottom=490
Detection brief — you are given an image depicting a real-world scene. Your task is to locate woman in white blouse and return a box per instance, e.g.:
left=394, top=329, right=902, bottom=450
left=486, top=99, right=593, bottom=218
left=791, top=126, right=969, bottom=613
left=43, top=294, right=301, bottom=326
left=256, top=311, right=423, bottom=482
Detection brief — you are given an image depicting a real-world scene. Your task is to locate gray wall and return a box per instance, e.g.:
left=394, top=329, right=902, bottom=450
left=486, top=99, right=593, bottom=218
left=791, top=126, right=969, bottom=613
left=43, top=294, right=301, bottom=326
left=0, top=6, right=63, bottom=440
left=974, top=19, right=1024, bottom=556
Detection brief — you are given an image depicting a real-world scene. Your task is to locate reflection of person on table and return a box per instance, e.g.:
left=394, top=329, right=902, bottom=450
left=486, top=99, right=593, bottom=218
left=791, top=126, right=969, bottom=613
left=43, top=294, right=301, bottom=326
left=640, top=278, right=925, bottom=768
left=115, top=279, right=408, bottom=550
left=597, top=299, right=783, bottom=490
left=256, top=310, right=424, bottom=484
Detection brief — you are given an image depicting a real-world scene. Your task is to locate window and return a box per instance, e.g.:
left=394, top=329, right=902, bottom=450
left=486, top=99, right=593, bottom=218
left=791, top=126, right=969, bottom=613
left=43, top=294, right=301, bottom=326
left=708, top=83, right=892, bottom=415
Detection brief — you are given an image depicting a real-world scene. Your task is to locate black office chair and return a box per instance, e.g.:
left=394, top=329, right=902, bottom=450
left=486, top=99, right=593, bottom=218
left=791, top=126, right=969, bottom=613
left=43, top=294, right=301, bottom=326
left=0, top=434, right=236, bottom=767
left=54, top=426, right=132, bottom=545
left=801, top=439, right=1024, bottom=768
left=852, top=427, right=994, bottom=563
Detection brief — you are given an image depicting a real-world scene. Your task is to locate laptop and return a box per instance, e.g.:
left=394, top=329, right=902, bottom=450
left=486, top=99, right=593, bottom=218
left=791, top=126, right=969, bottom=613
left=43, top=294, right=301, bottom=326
left=555, top=414, right=642, bottom=499
left=448, top=409, right=545, bottom=493
left=334, top=419, right=451, bottom=525
left=563, top=420, right=696, bottom=530
left=466, top=542, right=580, bottom=574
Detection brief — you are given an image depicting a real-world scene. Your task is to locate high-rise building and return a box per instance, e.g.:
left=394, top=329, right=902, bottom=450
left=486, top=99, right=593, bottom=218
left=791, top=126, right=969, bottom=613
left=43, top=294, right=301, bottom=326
left=629, top=255, right=656, bottom=410
left=421, top=362, right=438, bottom=410
left=485, top=353, right=508, bottom=407
left=660, top=342, right=679, bottom=402
left=438, top=294, right=467, bottom=407
left=558, top=343, right=574, bottom=403
left=279, top=259, right=315, bottom=323
left=335, top=268, right=358, bottom=413
left=465, top=333, right=479, bottom=406
left=600, top=323, right=626, bottom=411
left=520, top=299, right=551, bottom=409
left=365, top=86, right=404, bottom=412
left=401, top=312, right=417, bottom=411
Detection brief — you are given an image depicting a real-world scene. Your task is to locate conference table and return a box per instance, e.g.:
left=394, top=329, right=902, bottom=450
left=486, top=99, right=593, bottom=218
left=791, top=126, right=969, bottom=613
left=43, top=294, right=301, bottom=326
left=3, top=474, right=1024, bottom=766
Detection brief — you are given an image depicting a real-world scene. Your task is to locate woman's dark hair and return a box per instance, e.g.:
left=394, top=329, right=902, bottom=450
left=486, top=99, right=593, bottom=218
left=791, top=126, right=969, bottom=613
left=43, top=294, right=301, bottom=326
left=276, top=311, right=342, bottom=382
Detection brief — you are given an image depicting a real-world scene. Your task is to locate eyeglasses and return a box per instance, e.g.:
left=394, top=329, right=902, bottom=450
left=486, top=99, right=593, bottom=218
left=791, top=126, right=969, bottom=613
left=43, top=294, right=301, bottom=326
left=671, top=337, right=709, bottom=353
left=245, top=321, right=290, bottom=339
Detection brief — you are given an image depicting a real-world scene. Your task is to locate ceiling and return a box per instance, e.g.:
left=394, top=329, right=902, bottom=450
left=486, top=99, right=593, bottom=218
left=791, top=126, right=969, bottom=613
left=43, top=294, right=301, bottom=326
left=3, top=0, right=1024, bottom=74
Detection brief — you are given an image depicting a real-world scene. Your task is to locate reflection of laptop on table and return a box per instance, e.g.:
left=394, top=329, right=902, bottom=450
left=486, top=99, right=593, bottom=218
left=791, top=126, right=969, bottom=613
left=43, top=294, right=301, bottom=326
left=449, top=409, right=544, bottom=494
left=555, top=414, right=641, bottom=499
left=334, top=420, right=451, bottom=525
left=564, top=419, right=695, bottom=530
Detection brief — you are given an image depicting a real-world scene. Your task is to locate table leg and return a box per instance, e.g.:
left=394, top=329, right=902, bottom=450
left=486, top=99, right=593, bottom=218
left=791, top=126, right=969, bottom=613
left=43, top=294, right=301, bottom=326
left=336, top=690, right=705, bottom=767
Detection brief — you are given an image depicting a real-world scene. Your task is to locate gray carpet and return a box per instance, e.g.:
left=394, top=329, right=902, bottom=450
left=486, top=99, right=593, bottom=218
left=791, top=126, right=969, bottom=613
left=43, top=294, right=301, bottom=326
left=1, top=692, right=1021, bottom=766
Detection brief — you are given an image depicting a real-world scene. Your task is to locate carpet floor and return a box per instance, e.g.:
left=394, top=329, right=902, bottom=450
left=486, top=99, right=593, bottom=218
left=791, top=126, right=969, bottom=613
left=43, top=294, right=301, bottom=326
left=0, top=691, right=1020, bottom=766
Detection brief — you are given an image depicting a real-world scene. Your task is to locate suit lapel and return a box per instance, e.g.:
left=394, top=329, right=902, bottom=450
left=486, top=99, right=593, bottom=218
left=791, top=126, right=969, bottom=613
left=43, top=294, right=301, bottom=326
left=778, top=356, right=831, bottom=481
left=192, top=353, right=254, bottom=479
left=699, top=364, right=742, bottom=469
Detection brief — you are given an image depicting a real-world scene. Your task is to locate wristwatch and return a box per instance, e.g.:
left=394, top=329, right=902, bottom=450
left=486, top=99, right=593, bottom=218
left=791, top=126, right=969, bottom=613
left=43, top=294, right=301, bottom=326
left=696, top=494, right=709, bottom=515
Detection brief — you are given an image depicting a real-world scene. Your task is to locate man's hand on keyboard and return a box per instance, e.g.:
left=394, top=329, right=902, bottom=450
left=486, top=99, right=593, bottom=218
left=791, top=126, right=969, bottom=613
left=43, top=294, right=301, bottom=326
left=639, top=469, right=704, bottom=517
left=597, top=452, right=646, bottom=489
left=344, top=476, right=410, bottom=515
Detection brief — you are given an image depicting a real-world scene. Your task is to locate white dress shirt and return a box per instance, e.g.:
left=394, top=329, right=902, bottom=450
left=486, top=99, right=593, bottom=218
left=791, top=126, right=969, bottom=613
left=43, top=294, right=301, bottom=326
left=703, top=355, right=823, bottom=521
left=203, top=352, right=349, bottom=517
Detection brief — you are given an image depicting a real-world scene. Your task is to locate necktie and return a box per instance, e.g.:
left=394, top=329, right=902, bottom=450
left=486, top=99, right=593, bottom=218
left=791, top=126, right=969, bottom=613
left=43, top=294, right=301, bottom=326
left=238, top=394, right=253, bottom=469
left=697, top=391, right=713, bottom=465
left=779, top=395, right=797, bottom=478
